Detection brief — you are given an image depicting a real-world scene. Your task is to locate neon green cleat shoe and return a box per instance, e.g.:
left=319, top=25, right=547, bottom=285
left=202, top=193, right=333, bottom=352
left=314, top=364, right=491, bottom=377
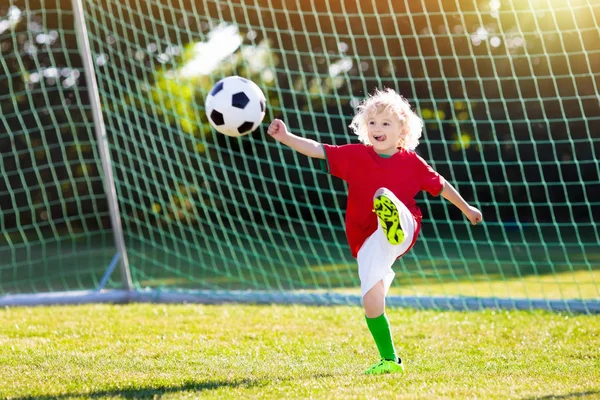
left=365, top=358, right=404, bottom=375
left=373, top=190, right=405, bottom=245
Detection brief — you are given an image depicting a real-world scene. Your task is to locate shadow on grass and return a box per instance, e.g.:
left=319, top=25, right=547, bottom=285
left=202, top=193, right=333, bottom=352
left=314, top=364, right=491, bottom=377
left=521, top=391, right=600, bottom=400
left=10, top=373, right=338, bottom=399
left=10, top=378, right=259, bottom=400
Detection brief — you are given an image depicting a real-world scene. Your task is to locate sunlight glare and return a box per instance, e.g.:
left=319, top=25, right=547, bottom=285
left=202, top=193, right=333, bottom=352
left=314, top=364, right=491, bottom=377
left=179, top=23, right=242, bottom=77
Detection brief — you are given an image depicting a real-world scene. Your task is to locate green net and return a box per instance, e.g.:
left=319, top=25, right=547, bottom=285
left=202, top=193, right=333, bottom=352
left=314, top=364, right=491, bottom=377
left=1, top=0, right=599, bottom=312
left=0, top=0, right=115, bottom=293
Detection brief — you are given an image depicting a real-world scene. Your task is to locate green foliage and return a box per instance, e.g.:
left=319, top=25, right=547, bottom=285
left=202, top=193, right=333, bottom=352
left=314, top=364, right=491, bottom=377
left=1, top=304, right=598, bottom=399
left=147, top=33, right=278, bottom=146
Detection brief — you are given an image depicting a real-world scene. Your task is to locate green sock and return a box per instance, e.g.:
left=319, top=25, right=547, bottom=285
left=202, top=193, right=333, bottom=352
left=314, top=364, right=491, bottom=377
left=365, top=313, right=397, bottom=361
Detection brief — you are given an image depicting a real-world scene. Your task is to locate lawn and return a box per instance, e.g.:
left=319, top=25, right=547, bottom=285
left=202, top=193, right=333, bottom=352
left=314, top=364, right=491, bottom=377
left=0, top=304, right=598, bottom=399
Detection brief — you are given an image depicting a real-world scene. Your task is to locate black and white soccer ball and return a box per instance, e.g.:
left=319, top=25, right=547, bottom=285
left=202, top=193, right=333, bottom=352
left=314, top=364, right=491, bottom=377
left=205, top=76, right=266, bottom=137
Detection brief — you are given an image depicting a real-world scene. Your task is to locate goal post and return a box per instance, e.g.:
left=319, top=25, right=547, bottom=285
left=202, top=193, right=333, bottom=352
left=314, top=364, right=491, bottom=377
left=71, top=0, right=132, bottom=291
left=0, top=0, right=598, bottom=313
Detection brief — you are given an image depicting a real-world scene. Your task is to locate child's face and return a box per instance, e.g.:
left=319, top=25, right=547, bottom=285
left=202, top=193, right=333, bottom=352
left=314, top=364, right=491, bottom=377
left=366, top=110, right=404, bottom=155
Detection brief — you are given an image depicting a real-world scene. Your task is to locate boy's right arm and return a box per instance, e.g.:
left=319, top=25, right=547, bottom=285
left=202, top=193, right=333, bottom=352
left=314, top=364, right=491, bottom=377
left=267, top=119, right=325, bottom=159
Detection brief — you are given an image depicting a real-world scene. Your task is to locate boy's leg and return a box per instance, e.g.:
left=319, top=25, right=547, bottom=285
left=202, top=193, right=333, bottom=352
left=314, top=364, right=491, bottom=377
left=363, top=281, right=403, bottom=375
left=358, top=187, right=417, bottom=375
left=363, top=280, right=386, bottom=318
left=363, top=281, right=395, bottom=358
left=358, top=238, right=404, bottom=375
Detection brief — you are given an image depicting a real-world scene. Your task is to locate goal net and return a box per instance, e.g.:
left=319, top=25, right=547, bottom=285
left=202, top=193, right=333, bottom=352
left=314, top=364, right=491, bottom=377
left=1, top=0, right=598, bottom=312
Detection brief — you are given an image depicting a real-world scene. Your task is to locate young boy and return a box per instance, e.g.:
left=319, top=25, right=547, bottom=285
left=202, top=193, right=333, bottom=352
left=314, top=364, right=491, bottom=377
left=267, top=88, right=482, bottom=375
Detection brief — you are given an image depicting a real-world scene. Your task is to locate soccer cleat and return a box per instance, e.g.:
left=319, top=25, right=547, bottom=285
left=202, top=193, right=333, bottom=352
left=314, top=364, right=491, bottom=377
left=373, top=192, right=405, bottom=245
left=364, top=358, right=404, bottom=375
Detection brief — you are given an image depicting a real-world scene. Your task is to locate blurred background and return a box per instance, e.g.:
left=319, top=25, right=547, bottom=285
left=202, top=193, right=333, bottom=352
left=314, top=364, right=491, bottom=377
left=0, top=0, right=598, bottom=306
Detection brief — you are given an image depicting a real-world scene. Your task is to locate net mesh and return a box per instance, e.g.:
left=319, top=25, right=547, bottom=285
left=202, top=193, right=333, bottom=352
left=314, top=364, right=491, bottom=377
left=1, top=0, right=599, bottom=311
left=1, top=0, right=114, bottom=293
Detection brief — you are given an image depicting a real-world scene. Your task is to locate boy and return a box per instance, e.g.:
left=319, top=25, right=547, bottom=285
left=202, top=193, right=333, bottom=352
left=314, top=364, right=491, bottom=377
left=267, top=88, right=482, bottom=375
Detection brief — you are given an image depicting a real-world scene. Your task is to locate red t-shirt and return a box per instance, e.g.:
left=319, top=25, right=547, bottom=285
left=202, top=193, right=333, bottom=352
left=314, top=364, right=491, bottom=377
left=323, top=143, right=445, bottom=258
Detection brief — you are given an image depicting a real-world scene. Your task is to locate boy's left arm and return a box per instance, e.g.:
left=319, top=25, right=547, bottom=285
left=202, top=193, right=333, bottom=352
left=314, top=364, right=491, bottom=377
left=440, top=181, right=483, bottom=225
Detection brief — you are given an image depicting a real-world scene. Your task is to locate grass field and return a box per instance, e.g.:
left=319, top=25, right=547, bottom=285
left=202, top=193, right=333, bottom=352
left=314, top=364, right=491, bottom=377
left=1, top=304, right=599, bottom=399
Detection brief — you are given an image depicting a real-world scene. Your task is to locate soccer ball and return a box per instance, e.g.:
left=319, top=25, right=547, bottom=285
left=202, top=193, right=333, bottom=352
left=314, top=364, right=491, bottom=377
left=205, top=76, right=266, bottom=137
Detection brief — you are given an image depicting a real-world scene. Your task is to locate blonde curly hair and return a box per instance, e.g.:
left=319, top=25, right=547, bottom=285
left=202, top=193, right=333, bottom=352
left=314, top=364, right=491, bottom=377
left=349, top=88, right=423, bottom=151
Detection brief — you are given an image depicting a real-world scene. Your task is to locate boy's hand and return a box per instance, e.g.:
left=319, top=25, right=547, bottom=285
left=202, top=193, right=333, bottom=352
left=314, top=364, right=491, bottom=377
left=267, top=119, right=289, bottom=141
left=464, top=206, right=483, bottom=225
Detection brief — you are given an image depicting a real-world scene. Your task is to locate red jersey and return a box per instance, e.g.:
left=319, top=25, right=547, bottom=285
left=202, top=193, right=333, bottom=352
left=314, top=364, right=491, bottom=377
left=322, top=143, right=445, bottom=258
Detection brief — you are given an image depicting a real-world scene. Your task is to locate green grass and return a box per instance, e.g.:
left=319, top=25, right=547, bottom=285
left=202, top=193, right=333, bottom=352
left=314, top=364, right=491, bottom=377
left=0, top=304, right=598, bottom=399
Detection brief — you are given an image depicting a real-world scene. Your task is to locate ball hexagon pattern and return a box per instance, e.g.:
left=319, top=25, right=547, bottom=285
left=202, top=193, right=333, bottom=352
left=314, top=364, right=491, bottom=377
left=205, top=76, right=266, bottom=137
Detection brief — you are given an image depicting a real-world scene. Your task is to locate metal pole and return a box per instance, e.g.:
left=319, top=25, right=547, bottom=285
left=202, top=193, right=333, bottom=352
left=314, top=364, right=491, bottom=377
left=71, top=0, right=133, bottom=291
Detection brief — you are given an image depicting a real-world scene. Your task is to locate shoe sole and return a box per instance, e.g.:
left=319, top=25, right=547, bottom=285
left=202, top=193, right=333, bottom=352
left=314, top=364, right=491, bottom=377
left=373, top=195, right=405, bottom=245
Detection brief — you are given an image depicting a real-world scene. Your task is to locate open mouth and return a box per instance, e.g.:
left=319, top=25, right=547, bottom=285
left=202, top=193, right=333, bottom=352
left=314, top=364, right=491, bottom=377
left=373, top=135, right=387, bottom=142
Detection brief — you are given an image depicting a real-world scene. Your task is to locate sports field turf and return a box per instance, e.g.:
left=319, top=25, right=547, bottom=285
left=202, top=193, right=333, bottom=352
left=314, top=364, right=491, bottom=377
left=1, top=304, right=598, bottom=399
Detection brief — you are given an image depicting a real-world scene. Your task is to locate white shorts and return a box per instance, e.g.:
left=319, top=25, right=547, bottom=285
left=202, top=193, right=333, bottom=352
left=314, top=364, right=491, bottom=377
left=357, top=188, right=417, bottom=297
